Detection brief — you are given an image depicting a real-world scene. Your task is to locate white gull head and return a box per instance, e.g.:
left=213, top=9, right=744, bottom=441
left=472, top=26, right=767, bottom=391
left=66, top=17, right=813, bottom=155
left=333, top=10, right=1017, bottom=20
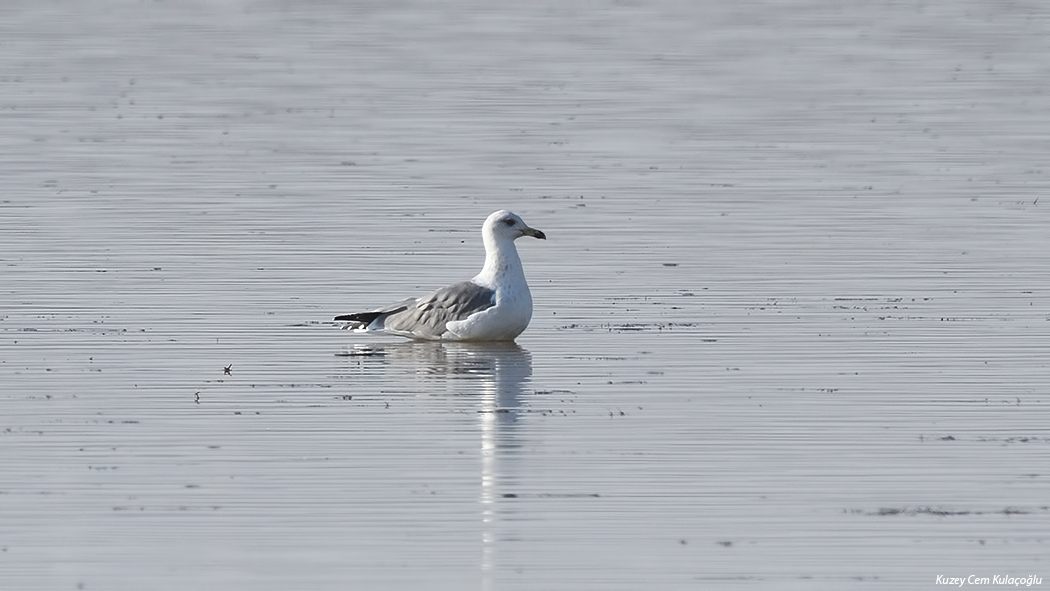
left=475, top=210, right=546, bottom=286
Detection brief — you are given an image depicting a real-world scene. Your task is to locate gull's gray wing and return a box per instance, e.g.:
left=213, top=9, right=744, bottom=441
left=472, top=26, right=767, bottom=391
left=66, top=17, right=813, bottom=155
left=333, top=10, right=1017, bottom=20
left=381, top=281, right=496, bottom=339
left=335, top=282, right=495, bottom=339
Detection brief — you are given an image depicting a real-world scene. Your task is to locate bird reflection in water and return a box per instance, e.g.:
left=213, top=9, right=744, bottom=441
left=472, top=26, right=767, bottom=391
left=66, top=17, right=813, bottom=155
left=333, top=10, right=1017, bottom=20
left=338, top=340, right=530, bottom=587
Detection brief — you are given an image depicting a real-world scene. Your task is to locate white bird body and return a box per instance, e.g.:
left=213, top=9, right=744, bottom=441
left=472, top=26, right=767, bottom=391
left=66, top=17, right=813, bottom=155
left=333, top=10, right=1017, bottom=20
left=335, top=210, right=545, bottom=342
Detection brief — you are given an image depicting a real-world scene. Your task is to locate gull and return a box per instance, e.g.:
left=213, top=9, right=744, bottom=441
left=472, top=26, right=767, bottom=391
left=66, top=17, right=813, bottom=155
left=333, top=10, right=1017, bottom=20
left=334, top=210, right=546, bottom=341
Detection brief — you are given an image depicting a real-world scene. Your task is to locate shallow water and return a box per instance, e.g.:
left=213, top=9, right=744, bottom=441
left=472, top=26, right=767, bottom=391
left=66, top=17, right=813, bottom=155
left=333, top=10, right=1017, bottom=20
left=3, top=1, right=1049, bottom=589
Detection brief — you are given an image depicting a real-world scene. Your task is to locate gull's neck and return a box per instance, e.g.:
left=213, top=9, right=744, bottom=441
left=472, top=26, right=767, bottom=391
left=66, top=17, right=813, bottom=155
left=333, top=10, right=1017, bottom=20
left=475, top=232, right=524, bottom=287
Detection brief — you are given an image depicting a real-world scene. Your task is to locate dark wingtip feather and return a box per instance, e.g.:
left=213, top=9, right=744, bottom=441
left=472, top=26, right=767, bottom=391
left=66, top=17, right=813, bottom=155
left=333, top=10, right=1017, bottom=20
left=334, top=312, right=382, bottom=324
left=334, top=305, right=410, bottom=326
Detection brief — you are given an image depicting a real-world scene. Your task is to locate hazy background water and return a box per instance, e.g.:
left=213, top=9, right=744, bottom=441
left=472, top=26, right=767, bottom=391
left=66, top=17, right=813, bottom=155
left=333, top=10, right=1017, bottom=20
left=2, top=1, right=1049, bottom=589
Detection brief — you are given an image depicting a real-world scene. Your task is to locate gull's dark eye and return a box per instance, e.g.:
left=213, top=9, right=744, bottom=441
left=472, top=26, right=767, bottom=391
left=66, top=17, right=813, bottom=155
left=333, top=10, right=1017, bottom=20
left=502, top=218, right=516, bottom=226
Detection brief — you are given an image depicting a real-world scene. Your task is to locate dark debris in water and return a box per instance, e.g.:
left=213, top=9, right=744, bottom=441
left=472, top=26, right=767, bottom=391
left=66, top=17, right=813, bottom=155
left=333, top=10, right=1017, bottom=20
left=557, top=322, right=711, bottom=335
left=288, top=320, right=333, bottom=327
left=921, top=434, right=1050, bottom=444
left=977, top=435, right=1050, bottom=444
left=855, top=506, right=1046, bottom=517
left=499, top=492, right=600, bottom=499
left=609, top=322, right=705, bottom=333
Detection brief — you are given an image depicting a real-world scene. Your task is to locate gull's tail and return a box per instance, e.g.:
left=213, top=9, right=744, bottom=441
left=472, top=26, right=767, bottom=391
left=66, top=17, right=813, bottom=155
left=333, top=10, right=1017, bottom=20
left=333, top=311, right=384, bottom=330
left=334, top=301, right=412, bottom=331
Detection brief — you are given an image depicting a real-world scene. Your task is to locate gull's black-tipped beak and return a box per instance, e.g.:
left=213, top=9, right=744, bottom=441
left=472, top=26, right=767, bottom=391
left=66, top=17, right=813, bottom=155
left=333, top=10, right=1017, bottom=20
left=523, top=227, right=546, bottom=240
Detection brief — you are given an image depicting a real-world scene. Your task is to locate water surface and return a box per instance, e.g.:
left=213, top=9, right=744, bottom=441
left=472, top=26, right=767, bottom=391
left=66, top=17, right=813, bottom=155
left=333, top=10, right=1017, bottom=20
left=2, top=1, right=1049, bottom=589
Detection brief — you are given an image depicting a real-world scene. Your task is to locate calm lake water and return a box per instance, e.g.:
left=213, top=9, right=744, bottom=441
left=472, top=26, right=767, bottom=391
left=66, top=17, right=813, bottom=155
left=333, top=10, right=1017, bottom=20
left=3, top=1, right=1049, bottom=589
